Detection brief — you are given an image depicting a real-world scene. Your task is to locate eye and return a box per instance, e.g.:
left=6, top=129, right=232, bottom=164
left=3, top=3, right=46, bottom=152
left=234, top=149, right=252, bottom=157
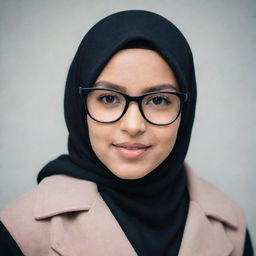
left=98, top=94, right=120, bottom=104
left=147, top=95, right=171, bottom=105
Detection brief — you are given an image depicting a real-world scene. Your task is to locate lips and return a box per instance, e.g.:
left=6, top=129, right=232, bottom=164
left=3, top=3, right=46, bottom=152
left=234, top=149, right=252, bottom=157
left=113, top=142, right=151, bottom=159
left=114, top=142, right=151, bottom=149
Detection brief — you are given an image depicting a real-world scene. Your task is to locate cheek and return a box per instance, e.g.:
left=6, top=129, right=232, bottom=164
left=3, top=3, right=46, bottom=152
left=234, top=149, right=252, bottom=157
left=87, top=117, right=113, bottom=158
left=154, top=118, right=180, bottom=157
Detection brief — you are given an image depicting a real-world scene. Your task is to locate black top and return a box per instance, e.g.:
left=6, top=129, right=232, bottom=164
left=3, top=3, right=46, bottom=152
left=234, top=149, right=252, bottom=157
left=0, top=221, right=254, bottom=255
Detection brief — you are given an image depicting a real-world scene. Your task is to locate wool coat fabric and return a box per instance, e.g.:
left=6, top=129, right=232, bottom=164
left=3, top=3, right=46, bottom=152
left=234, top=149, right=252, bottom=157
left=0, top=166, right=247, bottom=256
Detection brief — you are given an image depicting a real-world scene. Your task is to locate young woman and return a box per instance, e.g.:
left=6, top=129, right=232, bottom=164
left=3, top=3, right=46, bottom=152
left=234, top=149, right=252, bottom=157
left=0, top=10, right=253, bottom=256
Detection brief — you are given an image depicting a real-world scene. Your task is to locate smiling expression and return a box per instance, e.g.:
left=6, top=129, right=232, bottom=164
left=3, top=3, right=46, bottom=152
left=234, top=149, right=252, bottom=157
left=87, top=48, right=181, bottom=179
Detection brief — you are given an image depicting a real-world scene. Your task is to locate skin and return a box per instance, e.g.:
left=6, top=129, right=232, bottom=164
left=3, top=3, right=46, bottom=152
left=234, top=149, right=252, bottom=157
left=87, top=49, right=181, bottom=179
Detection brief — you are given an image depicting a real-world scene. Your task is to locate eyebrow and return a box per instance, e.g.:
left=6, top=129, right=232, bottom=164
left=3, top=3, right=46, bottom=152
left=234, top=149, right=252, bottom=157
left=93, top=81, right=178, bottom=93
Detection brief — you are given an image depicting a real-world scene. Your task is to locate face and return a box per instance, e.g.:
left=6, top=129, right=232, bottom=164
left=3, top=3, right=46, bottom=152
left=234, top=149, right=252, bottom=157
left=87, top=49, right=181, bottom=179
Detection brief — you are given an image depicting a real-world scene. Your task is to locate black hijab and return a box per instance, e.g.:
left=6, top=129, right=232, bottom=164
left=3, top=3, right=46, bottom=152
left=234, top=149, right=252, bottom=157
left=38, top=10, right=197, bottom=255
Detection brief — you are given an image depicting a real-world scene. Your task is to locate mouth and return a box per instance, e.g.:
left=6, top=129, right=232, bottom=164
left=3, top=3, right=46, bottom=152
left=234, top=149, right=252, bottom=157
left=113, top=142, right=152, bottom=159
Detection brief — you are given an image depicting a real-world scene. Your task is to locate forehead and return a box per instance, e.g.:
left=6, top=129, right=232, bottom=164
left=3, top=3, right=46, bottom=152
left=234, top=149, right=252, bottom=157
left=94, top=49, right=179, bottom=94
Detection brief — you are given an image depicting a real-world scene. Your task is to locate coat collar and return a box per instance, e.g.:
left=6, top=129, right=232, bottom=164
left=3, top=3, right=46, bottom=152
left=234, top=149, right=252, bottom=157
left=178, top=200, right=233, bottom=256
left=34, top=166, right=238, bottom=229
left=34, top=166, right=238, bottom=255
left=34, top=175, right=98, bottom=219
left=185, top=164, right=238, bottom=229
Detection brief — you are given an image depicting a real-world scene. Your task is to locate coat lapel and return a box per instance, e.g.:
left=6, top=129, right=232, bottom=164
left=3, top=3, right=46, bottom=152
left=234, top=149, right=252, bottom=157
left=34, top=175, right=137, bottom=256
left=178, top=201, right=233, bottom=256
left=178, top=165, right=238, bottom=256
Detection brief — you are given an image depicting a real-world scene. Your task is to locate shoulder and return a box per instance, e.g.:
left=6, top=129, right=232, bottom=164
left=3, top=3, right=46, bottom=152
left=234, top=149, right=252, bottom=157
left=0, top=175, right=98, bottom=256
left=185, top=164, right=246, bottom=255
left=186, top=165, right=245, bottom=227
left=0, top=187, right=49, bottom=256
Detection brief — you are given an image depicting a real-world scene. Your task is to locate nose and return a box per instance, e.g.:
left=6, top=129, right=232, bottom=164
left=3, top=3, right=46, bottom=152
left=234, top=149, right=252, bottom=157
left=119, top=102, right=146, bottom=136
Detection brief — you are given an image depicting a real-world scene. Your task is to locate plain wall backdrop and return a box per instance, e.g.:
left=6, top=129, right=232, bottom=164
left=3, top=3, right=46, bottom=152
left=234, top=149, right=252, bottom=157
left=0, top=0, right=255, bottom=250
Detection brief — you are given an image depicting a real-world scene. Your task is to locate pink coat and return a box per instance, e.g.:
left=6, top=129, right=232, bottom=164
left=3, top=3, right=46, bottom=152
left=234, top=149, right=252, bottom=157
left=0, top=167, right=246, bottom=256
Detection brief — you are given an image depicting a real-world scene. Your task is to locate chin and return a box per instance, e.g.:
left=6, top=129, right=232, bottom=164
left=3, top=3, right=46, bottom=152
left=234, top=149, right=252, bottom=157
left=109, top=165, right=153, bottom=180
left=116, top=173, right=146, bottom=180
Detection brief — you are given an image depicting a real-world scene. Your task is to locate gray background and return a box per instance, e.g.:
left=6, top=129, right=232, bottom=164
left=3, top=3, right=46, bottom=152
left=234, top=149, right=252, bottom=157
left=0, top=0, right=255, bottom=250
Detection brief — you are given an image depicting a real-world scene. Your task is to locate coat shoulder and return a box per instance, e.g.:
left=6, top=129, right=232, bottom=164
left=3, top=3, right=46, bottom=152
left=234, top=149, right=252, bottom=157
left=186, top=165, right=245, bottom=228
left=0, top=174, right=98, bottom=256
left=186, top=166, right=247, bottom=255
left=0, top=187, right=51, bottom=256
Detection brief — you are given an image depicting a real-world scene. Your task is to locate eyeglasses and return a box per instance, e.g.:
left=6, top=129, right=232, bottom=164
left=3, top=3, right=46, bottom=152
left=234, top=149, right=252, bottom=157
left=79, top=87, right=188, bottom=126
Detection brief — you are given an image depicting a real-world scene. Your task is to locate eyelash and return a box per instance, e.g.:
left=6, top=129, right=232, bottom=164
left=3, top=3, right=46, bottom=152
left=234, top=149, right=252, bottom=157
left=146, top=95, right=171, bottom=105
left=98, top=94, right=120, bottom=104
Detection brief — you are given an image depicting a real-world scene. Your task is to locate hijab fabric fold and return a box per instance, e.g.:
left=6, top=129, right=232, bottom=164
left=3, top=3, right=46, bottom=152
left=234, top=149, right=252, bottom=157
left=38, top=10, right=197, bottom=255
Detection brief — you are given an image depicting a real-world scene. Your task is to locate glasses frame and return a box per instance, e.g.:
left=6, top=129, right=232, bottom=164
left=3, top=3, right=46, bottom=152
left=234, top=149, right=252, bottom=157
left=79, top=87, right=188, bottom=126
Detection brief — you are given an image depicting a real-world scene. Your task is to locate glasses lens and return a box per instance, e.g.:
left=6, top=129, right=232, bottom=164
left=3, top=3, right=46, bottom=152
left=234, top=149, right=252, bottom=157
left=86, top=89, right=126, bottom=122
left=142, top=92, right=181, bottom=125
